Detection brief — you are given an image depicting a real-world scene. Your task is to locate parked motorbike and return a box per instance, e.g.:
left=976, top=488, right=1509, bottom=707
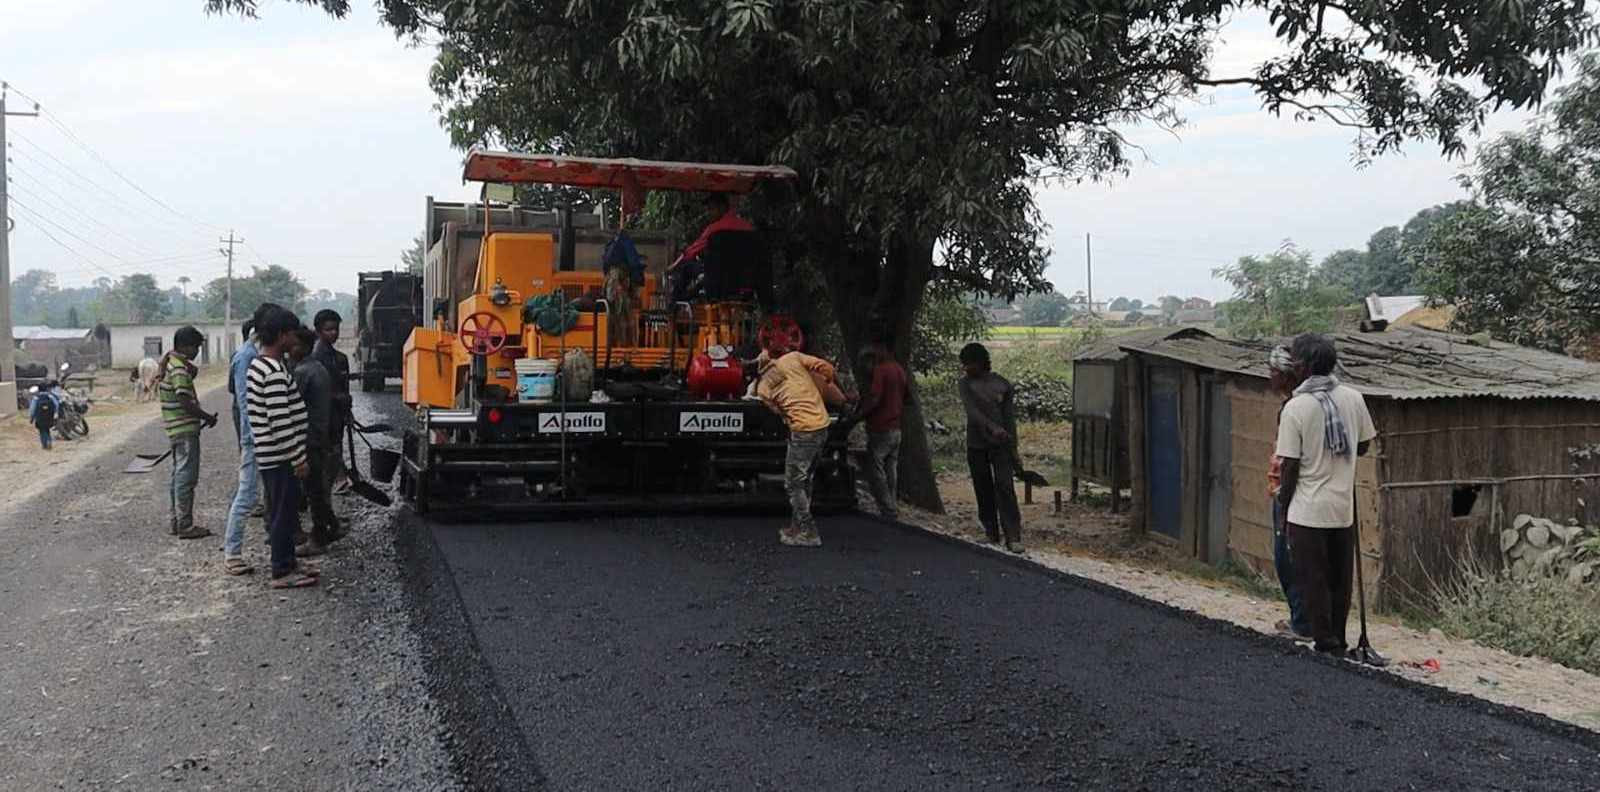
left=52, top=363, right=91, bottom=441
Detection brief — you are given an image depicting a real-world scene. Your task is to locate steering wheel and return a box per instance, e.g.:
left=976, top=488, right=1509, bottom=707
left=758, top=315, right=804, bottom=354
left=458, top=311, right=509, bottom=356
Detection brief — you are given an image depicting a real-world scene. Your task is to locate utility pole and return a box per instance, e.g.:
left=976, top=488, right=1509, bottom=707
left=219, top=231, right=242, bottom=357
left=1, top=83, right=40, bottom=417
left=1085, top=233, right=1094, bottom=317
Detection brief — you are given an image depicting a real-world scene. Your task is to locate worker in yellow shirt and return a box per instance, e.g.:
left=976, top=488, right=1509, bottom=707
left=755, top=343, right=839, bottom=547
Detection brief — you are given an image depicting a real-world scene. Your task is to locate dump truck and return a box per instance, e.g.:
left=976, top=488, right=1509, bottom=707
left=397, top=152, right=855, bottom=516
left=355, top=270, right=423, bottom=392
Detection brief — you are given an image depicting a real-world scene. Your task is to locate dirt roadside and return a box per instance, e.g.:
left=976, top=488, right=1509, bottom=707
left=0, top=369, right=227, bottom=515
left=895, top=473, right=1600, bottom=732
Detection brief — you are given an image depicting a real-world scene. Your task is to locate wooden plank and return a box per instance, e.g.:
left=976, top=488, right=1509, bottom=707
left=1230, top=516, right=1275, bottom=563
left=1125, top=355, right=1146, bottom=532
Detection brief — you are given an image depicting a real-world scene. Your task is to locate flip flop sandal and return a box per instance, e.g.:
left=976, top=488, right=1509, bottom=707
left=270, top=573, right=319, bottom=589
left=224, top=558, right=255, bottom=576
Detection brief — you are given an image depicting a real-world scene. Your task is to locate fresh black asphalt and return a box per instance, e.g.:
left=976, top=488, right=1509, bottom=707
left=360, top=390, right=1600, bottom=790
left=397, top=512, right=1598, bottom=791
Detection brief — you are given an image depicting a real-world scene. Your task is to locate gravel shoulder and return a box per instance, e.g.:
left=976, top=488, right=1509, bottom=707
left=0, top=387, right=458, bottom=791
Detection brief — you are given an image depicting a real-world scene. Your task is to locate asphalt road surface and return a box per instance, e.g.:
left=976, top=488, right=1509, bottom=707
left=361, top=391, right=1600, bottom=791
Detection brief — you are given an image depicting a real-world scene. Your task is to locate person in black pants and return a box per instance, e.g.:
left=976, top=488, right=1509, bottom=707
left=289, top=328, right=341, bottom=556
left=1275, top=333, right=1376, bottom=655
left=247, top=307, right=318, bottom=590
left=958, top=343, right=1024, bottom=554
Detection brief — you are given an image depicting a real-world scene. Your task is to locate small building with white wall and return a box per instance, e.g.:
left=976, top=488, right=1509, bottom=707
left=106, top=322, right=233, bottom=368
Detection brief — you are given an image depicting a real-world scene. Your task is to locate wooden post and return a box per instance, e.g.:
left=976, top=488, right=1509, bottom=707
left=1024, top=480, right=1033, bottom=505
left=1053, top=489, right=1062, bottom=515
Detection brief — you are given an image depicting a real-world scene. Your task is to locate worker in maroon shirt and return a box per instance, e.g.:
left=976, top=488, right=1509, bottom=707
left=853, top=342, right=909, bottom=519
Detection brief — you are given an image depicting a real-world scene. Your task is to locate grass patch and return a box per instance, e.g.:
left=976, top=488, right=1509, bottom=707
left=1434, top=564, right=1600, bottom=675
left=1169, top=556, right=1287, bottom=602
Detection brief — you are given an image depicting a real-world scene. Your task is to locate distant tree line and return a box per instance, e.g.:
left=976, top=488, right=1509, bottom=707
left=10, top=266, right=355, bottom=329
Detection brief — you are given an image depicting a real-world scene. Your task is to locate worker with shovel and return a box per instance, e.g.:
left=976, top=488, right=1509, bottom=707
left=958, top=343, right=1025, bottom=554
left=1275, top=333, right=1379, bottom=661
left=160, top=326, right=219, bottom=540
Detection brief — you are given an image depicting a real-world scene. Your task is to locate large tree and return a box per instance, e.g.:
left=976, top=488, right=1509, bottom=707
left=1216, top=245, right=1348, bottom=339
left=119, top=274, right=169, bottom=324
left=1419, top=54, right=1600, bottom=354
left=215, top=0, right=1594, bottom=510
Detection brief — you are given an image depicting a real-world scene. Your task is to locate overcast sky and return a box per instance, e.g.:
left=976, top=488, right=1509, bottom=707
left=2, top=2, right=1538, bottom=305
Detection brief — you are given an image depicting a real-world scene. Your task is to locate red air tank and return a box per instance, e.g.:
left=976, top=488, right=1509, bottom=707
left=686, top=345, right=744, bottom=399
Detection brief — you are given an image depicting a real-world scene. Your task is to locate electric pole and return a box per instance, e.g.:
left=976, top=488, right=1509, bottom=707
left=220, top=230, right=242, bottom=357
left=1, top=83, right=40, bottom=416
left=1085, top=233, right=1094, bottom=317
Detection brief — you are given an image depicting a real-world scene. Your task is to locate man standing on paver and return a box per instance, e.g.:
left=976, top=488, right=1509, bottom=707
left=1268, top=345, right=1312, bottom=641
left=161, top=326, right=219, bottom=541
left=755, top=340, right=838, bottom=548
left=247, top=307, right=318, bottom=589
left=853, top=342, right=908, bottom=520
left=959, top=343, right=1024, bottom=554
left=1275, top=333, right=1375, bottom=656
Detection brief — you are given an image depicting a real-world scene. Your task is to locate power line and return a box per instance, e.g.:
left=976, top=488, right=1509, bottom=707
left=5, top=194, right=120, bottom=280
left=6, top=171, right=164, bottom=259
left=5, top=192, right=134, bottom=265
left=31, top=101, right=228, bottom=232
left=9, top=132, right=210, bottom=245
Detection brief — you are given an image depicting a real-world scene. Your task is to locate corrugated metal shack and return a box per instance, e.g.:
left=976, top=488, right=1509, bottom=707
left=1112, top=327, right=1600, bottom=610
left=1069, top=328, right=1191, bottom=512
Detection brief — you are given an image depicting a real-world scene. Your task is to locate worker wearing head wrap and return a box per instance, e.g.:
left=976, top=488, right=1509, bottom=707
left=1267, top=344, right=1311, bottom=640
left=754, top=342, right=838, bottom=548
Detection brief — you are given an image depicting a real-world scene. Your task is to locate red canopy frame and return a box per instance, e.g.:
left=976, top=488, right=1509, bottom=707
left=463, top=151, right=798, bottom=223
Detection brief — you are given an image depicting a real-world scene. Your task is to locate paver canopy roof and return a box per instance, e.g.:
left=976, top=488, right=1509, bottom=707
left=462, top=151, right=797, bottom=194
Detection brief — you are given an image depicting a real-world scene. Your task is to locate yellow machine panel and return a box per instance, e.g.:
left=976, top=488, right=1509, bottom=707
left=482, top=232, right=557, bottom=293
left=403, top=326, right=460, bottom=408
left=457, top=293, right=525, bottom=393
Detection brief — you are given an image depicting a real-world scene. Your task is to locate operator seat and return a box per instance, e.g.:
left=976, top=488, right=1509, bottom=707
left=698, top=230, right=774, bottom=309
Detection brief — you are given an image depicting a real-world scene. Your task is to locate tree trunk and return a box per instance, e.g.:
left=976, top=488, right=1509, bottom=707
left=877, top=232, right=943, bottom=513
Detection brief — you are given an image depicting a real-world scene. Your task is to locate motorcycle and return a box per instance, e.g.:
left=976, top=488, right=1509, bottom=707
left=51, top=363, right=91, bottom=441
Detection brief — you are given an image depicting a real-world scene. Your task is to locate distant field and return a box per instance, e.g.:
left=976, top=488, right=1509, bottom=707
left=986, top=325, right=1147, bottom=340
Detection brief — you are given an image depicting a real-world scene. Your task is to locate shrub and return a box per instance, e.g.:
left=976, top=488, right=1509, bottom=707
left=1010, top=370, right=1073, bottom=422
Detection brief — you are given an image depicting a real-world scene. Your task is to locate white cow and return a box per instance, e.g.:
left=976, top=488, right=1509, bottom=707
left=134, top=357, right=161, bottom=402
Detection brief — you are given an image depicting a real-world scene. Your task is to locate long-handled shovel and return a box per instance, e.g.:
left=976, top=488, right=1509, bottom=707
left=123, top=450, right=171, bottom=474
left=343, top=424, right=393, bottom=507
left=1349, top=510, right=1387, bottom=667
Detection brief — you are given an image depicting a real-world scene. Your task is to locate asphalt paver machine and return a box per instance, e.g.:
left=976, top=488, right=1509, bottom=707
left=398, top=151, right=855, bottom=516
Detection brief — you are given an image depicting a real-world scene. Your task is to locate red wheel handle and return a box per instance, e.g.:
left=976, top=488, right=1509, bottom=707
left=758, top=315, right=804, bottom=354
left=458, top=311, right=509, bottom=356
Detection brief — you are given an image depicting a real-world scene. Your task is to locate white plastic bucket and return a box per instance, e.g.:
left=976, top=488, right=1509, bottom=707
left=514, top=358, right=558, bottom=403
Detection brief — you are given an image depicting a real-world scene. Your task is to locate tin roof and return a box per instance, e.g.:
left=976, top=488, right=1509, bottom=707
left=1364, top=294, right=1428, bottom=324
left=1118, top=327, right=1600, bottom=402
left=1073, top=327, right=1205, bottom=363
left=13, top=325, right=92, bottom=341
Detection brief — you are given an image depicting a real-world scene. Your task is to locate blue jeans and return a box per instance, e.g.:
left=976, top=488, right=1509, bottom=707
left=37, top=424, right=52, bottom=449
left=225, top=439, right=259, bottom=557
left=1273, top=499, right=1311, bottom=636
left=170, top=433, right=202, bottom=533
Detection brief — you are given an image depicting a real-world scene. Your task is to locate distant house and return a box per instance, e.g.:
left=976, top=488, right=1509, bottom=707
left=11, top=325, right=100, bottom=372
left=1104, top=326, right=1600, bottom=610
left=1182, top=297, right=1213, bottom=310
left=106, top=322, right=231, bottom=368
left=1361, top=294, right=1429, bottom=332
left=1169, top=308, right=1216, bottom=326
left=984, top=305, right=1022, bottom=325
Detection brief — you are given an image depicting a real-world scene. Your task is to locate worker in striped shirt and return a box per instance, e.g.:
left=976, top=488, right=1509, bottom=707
left=159, top=326, right=219, bottom=540
left=247, top=307, right=319, bottom=589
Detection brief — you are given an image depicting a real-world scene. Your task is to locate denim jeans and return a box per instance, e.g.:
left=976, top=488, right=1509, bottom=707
left=1273, top=499, right=1311, bottom=636
left=169, top=433, right=202, bottom=533
left=225, top=439, right=259, bottom=558
left=37, top=424, right=52, bottom=450
left=785, top=429, right=828, bottom=534
left=867, top=430, right=902, bottom=518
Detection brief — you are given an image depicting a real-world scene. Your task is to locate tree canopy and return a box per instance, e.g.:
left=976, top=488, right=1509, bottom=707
left=1418, top=54, right=1600, bottom=355
left=214, top=0, right=1597, bottom=507
left=1216, top=245, right=1346, bottom=339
